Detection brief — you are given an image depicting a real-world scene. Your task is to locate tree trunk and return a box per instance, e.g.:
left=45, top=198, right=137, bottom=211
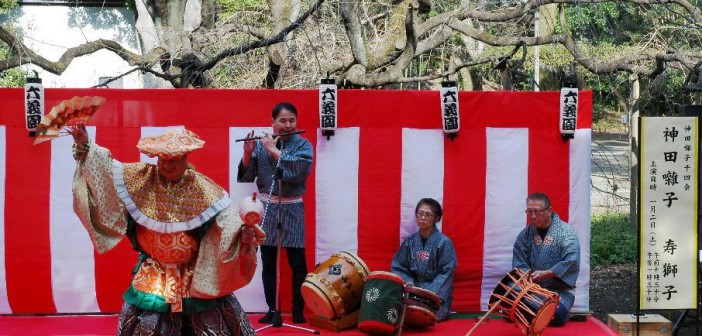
left=262, top=0, right=300, bottom=88
left=340, top=0, right=367, bottom=67
left=457, top=11, right=485, bottom=91
left=537, top=4, right=558, bottom=36
left=134, top=0, right=211, bottom=88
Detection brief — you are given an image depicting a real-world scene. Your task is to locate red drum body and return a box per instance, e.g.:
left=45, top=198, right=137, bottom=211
left=488, top=269, right=560, bottom=336
left=403, top=286, right=441, bottom=329
left=358, top=271, right=405, bottom=336
left=301, top=251, right=370, bottom=319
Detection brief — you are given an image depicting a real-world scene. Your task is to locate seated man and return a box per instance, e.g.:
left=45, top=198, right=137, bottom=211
left=391, top=198, right=457, bottom=322
left=513, top=192, right=580, bottom=326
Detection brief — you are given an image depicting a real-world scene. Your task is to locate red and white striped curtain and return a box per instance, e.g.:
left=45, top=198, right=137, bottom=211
left=0, top=89, right=592, bottom=314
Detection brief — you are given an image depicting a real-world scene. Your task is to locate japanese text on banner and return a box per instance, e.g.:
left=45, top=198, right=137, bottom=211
left=640, top=116, right=698, bottom=309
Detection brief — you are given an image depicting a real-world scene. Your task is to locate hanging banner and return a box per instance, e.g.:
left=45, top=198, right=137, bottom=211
left=640, top=116, right=698, bottom=309
left=24, top=77, right=44, bottom=136
left=559, top=87, right=578, bottom=138
left=440, top=81, right=459, bottom=138
left=319, top=79, right=337, bottom=138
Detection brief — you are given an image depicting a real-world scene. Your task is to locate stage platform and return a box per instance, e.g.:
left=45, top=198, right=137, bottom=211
left=0, top=313, right=619, bottom=336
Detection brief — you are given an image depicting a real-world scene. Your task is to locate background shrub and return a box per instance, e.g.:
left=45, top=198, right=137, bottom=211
left=590, top=212, right=637, bottom=267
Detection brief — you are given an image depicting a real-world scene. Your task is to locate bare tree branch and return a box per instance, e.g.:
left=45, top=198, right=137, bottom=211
left=556, top=4, right=701, bottom=77
left=0, top=26, right=149, bottom=74
left=343, top=2, right=418, bottom=87
left=422, top=0, right=702, bottom=25
left=447, top=19, right=567, bottom=46
left=200, top=0, right=324, bottom=71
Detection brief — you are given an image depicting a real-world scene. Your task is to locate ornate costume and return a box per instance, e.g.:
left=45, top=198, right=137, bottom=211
left=73, top=129, right=259, bottom=335
left=512, top=213, right=580, bottom=324
left=390, top=228, right=457, bottom=321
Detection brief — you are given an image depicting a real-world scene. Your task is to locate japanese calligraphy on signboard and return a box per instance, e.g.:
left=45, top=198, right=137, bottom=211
left=440, top=82, right=459, bottom=137
left=559, top=88, right=578, bottom=138
left=640, top=116, right=698, bottom=309
left=319, top=79, right=337, bottom=136
left=25, top=78, right=44, bottom=136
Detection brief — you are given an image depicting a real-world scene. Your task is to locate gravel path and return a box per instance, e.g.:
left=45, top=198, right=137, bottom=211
left=591, top=132, right=630, bottom=214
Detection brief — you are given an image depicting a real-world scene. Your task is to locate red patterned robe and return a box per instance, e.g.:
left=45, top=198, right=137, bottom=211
left=73, top=143, right=258, bottom=335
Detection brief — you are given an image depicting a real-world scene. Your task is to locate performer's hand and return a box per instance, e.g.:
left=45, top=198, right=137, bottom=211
left=243, top=130, right=256, bottom=154
left=254, top=225, right=266, bottom=245
left=240, top=225, right=266, bottom=246
left=241, top=226, right=257, bottom=245
left=261, top=133, right=281, bottom=160
left=68, top=123, right=89, bottom=146
left=531, top=270, right=555, bottom=282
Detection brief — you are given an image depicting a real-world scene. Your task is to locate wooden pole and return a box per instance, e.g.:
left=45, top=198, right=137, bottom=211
left=465, top=298, right=506, bottom=336
left=394, top=289, right=410, bottom=336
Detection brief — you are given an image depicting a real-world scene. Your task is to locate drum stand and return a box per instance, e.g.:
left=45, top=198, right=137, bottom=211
left=256, top=151, right=319, bottom=334
left=394, top=286, right=410, bottom=336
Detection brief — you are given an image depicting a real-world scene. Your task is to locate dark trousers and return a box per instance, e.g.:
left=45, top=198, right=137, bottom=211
left=550, top=302, right=570, bottom=326
left=261, top=245, right=308, bottom=313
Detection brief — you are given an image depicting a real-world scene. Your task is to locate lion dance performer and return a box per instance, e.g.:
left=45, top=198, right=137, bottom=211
left=70, top=125, right=264, bottom=335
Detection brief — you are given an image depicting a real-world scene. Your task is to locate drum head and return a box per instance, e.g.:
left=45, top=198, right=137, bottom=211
left=404, top=305, right=437, bottom=329
left=405, top=286, right=441, bottom=312
left=302, top=252, right=371, bottom=319
left=529, top=298, right=558, bottom=335
left=366, top=271, right=404, bottom=284
left=300, top=280, right=337, bottom=320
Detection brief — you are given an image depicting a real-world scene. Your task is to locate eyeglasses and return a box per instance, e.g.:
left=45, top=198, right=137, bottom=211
left=416, top=211, right=435, bottom=219
left=525, top=207, right=550, bottom=215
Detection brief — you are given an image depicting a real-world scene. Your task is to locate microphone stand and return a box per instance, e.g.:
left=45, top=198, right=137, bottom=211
left=256, top=144, right=319, bottom=334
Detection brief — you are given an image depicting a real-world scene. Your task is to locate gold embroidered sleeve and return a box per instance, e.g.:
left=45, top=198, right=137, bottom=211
left=190, top=206, right=259, bottom=299
left=72, top=143, right=127, bottom=254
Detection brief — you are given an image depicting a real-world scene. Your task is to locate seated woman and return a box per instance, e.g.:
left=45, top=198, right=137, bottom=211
left=390, top=198, right=457, bottom=322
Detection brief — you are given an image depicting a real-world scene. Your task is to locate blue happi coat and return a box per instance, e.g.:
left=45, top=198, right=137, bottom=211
left=237, top=134, right=313, bottom=248
left=512, top=213, right=580, bottom=311
left=391, top=227, right=457, bottom=321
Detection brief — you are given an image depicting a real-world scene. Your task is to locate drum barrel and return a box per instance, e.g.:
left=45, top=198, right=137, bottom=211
left=358, top=272, right=405, bottom=336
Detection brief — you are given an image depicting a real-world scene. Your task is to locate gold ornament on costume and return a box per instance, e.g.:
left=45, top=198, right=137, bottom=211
left=136, top=226, right=198, bottom=264
left=122, top=163, right=226, bottom=224
left=137, top=128, right=205, bottom=159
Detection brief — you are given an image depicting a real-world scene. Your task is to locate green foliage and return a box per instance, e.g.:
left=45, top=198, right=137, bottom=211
left=591, top=212, right=637, bottom=267
left=216, top=0, right=265, bottom=17
left=0, top=39, right=28, bottom=87
left=0, top=0, right=17, bottom=13
left=588, top=73, right=627, bottom=127
left=0, top=68, right=26, bottom=88
left=0, top=2, right=27, bottom=87
left=561, top=2, right=698, bottom=118
left=566, top=3, right=624, bottom=43
left=638, top=69, right=691, bottom=116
